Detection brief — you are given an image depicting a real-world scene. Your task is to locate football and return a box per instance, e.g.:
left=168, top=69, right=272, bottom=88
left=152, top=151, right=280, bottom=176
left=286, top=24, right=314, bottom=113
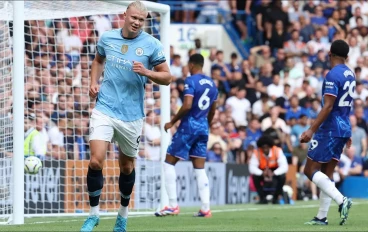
left=24, top=156, right=42, bottom=174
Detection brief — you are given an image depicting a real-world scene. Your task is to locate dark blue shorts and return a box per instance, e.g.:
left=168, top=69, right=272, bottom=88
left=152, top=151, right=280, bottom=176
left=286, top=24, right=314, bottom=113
left=167, top=132, right=208, bottom=160
left=307, top=133, right=349, bottom=163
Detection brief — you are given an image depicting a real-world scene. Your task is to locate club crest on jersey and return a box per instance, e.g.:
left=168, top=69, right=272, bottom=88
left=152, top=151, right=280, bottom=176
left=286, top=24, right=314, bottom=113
left=121, top=45, right=128, bottom=54
left=136, top=47, right=144, bottom=56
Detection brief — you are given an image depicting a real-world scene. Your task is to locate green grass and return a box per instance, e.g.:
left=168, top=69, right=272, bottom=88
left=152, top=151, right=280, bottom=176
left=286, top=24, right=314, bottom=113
left=1, top=200, right=367, bottom=231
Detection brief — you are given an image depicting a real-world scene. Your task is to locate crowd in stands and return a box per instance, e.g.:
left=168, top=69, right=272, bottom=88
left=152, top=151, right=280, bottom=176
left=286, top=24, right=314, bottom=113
left=0, top=0, right=368, bottom=200
left=165, top=0, right=368, bottom=200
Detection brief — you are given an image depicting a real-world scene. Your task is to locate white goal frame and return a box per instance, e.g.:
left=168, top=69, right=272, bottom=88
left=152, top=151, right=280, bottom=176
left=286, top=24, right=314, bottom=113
left=9, top=0, right=170, bottom=225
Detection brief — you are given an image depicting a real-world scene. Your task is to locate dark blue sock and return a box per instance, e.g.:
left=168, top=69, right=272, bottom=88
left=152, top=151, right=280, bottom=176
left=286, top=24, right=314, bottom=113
left=87, top=166, right=103, bottom=207
left=119, top=169, right=135, bottom=207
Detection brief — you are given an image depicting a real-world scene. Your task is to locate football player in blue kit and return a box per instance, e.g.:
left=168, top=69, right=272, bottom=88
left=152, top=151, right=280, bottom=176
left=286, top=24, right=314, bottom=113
left=155, top=54, right=218, bottom=218
left=300, top=40, right=354, bottom=226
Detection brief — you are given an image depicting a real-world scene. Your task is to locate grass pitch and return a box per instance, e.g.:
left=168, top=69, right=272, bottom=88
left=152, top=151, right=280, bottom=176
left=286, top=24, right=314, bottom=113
left=1, top=199, right=367, bottom=231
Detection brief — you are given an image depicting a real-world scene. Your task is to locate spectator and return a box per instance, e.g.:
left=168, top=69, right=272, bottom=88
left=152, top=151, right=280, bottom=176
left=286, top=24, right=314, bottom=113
left=272, top=48, right=286, bottom=75
left=267, top=74, right=284, bottom=101
left=249, top=135, right=288, bottom=204
left=350, top=115, right=367, bottom=158
left=349, top=7, right=368, bottom=29
left=207, top=142, right=224, bottom=162
left=243, top=118, right=262, bottom=151
left=144, top=110, right=161, bottom=161
left=250, top=45, right=275, bottom=69
left=225, top=87, right=251, bottom=127
left=285, top=95, right=308, bottom=122
left=252, top=93, right=274, bottom=119
left=340, top=146, right=364, bottom=176
left=208, top=122, right=228, bottom=157
left=170, top=54, right=183, bottom=80
left=196, top=0, right=219, bottom=24
left=284, top=30, right=307, bottom=63
left=24, top=114, right=47, bottom=160
left=291, top=114, right=309, bottom=167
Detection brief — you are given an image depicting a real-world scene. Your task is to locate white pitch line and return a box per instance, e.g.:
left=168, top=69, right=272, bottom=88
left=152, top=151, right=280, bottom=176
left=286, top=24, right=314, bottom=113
left=26, top=201, right=367, bottom=225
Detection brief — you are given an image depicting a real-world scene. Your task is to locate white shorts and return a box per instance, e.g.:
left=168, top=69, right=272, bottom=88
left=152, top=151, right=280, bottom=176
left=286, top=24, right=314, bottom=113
left=89, top=109, right=143, bottom=158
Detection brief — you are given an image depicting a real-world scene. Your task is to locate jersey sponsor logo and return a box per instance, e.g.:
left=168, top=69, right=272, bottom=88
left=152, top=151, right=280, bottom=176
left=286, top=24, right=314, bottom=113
left=107, top=55, right=133, bottom=70
left=343, top=70, right=354, bottom=78
left=184, top=84, right=189, bottom=90
left=325, top=81, right=334, bottom=86
left=121, top=44, right=129, bottom=54
left=107, top=55, right=133, bottom=69
left=135, top=47, right=144, bottom=56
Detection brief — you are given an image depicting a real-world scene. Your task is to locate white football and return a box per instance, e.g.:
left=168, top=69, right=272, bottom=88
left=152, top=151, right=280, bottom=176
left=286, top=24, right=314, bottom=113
left=24, top=156, right=42, bottom=174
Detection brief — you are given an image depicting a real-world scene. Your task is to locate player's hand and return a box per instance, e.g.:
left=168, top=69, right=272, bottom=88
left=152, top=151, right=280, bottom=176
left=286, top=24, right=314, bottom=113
left=164, top=122, right=173, bottom=132
left=133, top=61, right=148, bottom=76
left=300, top=129, right=313, bottom=143
left=346, top=137, right=352, bottom=149
left=89, top=84, right=99, bottom=98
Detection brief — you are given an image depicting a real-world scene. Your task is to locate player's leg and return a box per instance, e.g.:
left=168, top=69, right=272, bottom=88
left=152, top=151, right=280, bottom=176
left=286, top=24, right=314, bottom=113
left=156, top=132, right=190, bottom=217
left=305, top=162, right=334, bottom=225
left=191, top=135, right=211, bottom=218
left=81, top=111, right=113, bottom=232
left=112, top=118, right=143, bottom=232
left=305, top=136, right=352, bottom=225
left=164, top=155, right=180, bottom=208
left=155, top=155, right=180, bottom=216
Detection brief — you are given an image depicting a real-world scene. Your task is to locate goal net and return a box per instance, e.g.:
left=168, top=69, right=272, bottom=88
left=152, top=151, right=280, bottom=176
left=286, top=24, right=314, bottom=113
left=0, top=0, right=170, bottom=224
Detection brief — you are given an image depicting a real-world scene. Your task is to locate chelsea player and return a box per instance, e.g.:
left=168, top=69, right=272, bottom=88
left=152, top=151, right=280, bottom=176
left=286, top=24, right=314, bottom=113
left=300, top=40, right=354, bottom=226
left=155, top=54, right=218, bottom=218
left=81, top=1, right=171, bottom=232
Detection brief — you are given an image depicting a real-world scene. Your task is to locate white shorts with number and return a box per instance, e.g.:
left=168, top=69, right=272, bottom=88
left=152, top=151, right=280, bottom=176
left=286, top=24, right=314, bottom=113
left=89, top=109, right=143, bottom=158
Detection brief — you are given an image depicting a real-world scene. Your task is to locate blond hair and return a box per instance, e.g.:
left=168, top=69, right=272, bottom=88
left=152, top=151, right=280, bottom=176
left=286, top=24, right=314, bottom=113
left=127, top=1, right=148, bottom=14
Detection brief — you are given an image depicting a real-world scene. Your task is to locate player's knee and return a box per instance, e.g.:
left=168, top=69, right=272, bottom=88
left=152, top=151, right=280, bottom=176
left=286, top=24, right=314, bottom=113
left=120, top=162, right=134, bottom=175
left=89, top=158, right=103, bottom=170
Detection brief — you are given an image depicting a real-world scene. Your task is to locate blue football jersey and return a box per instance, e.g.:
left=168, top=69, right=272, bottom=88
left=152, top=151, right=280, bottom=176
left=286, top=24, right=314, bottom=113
left=95, top=29, right=166, bottom=122
left=318, top=64, right=355, bottom=137
left=178, top=74, right=218, bottom=135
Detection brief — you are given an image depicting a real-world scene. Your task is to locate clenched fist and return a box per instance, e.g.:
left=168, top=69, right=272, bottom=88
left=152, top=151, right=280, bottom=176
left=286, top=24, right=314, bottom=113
left=89, top=84, right=99, bottom=98
left=133, top=61, right=148, bottom=76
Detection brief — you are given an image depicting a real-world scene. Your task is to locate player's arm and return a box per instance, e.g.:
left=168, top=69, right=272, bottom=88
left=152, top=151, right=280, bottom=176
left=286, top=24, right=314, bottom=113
left=91, top=53, right=105, bottom=84
left=165, top=95, right=193, bottom=132
left=300, top=95, right=335, bottom=143
left=142, top=62, right=172, bottom=86
left=207, top=101, right=217, bottom=125
left=90, top=33, right=106, bottom=98
left=89, top=53, right=106, bottom=98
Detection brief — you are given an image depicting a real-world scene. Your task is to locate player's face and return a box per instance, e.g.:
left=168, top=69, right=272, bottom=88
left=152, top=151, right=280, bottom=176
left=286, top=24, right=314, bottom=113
left=124, top=6, right=147, bottom=34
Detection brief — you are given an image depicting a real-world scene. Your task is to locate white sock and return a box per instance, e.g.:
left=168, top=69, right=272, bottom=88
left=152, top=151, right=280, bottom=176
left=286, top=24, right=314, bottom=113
left=118, top=205, right=128, bottom=218
left=163, top=162, right=178, bottom=208
left=90, top=205, right=99, bottom=216
left=312, top=171, right=343, bottom=205
left=194, top=168, right=210, bottom=212
left=316, top=190, right=332, bottom=219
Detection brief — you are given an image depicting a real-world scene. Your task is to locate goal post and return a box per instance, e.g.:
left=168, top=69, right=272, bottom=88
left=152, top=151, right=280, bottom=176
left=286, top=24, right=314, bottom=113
left=2, top=0, right=170, bottom=225
left=12, top=1, right=25, bottom=225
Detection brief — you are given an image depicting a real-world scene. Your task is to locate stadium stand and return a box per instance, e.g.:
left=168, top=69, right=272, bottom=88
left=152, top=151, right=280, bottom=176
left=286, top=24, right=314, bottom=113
left=5, top=0, right=368, bottom=201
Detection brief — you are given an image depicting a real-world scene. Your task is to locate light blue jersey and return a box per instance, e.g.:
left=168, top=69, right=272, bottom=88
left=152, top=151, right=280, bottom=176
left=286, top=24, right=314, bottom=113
left=95, top=29, right=166, bottom=121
